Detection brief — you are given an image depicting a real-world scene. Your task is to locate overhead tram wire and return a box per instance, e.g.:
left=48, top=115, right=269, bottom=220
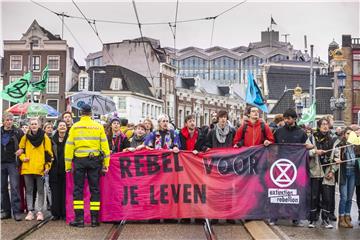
left=132, top=0, right=155, bottom=86
left=31, top=1, right=87, bottom=57
left=33, top=0, right=247, bottom=27
left=71, top=0, right=116, bottom=65
left=209, top=0, right=247, bottom=47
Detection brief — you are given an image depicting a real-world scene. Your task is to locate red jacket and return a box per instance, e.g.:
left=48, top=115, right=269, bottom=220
left=233, top=120, right=274, bottom=147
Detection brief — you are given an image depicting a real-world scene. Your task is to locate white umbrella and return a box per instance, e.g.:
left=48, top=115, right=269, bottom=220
left=70, top=91, right=117, bottom=115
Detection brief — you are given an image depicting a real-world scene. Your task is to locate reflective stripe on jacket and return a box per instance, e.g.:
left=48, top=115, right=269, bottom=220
left=64, top=116, right=110, bottom=171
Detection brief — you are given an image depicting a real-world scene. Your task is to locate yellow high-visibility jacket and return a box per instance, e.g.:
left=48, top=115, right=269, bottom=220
left=64, top=116, right=110, bottom=171
left=19, top=134, right=53, bottom=176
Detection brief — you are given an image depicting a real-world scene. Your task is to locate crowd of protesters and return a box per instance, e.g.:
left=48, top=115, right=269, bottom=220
left=1, top=105, right=360, bottom=229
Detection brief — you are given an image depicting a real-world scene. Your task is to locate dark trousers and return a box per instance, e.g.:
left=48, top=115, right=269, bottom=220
left=357, top=185, right=360, bottom=214
left=73, top=157, right=102, bottom=215
left=321, top=185, right=333, bottom=221
left=329, top=185, right=335, bottom=215
left=309, top=178, right=322, bottom=221
left=50, top=173, right=66, bottom=218
left=1, top=162, right=21, bottom=215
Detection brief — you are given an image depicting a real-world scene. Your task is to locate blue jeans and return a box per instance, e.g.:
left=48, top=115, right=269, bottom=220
left=339, top=168, right=356, bottom=216
left=1, top=162, right=21, bottom=215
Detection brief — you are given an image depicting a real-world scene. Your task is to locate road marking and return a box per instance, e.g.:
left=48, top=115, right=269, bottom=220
left=271, top=225, right=292, bottom=240
left=244, top=221, right=281, bottom=240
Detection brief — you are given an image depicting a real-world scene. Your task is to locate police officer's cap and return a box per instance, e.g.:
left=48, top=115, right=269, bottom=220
left=81, top=104, right=92, bottom=113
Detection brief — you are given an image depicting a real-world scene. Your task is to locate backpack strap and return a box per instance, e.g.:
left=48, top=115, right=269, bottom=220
left=261, top=121, right=266, bottom=140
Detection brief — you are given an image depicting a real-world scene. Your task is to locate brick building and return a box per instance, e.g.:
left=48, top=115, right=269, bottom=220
left=2, top=20, right=80, bottom=117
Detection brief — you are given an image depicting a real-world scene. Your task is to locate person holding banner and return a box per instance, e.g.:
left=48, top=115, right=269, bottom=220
left=205, top=110, right=235, bottom=224
left=233, top=106, right=274, bottom=148
left=106, top=117, right=130, bottom=153
left=179, top=114, right=206, bottom=224
left=144, top=114, right=180, bottom=223
left=205, top=110, right=235, bottom=150
left=65, top=104, right=110, bottom=227
left=179, top=115, right=206, bottom=155
left=145, top=114, right=180, bottom=152
left=307, top=118, right=336, bottom=229
left=271, top=108, right=311, bottom=227
left=125, top=123, right=148, bottom=152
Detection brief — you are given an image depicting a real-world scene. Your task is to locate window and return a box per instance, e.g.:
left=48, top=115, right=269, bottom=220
left=142, top=103, right=146, bottom=117
left=9, top=75, right=22, bottom=83
left=151, top=105, right=154, bottom=118
left=118, top=97, right=126, bottom=110
left=46, top=99, right=59, bottom=117
left=48, top=56, right=60, bottom=70
left=10, top=55, right=22, bottom=70
left=354, top=60, right=360, bottom=75
left=79, top=77, right=88, bottom=91
left=47, top=76, right=59, bottom=94
left=111, top=78, right=122, bottom=90
left=32, top=56, right=41, bottom=71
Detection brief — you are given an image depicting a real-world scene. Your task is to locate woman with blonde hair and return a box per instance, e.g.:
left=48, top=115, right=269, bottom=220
left=18, top=118, right=53, bottom=221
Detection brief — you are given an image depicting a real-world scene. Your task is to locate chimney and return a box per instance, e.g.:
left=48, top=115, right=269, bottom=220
left=304, top=35, right=308, bottom=53
left=342, top=35, right=352, bottom=47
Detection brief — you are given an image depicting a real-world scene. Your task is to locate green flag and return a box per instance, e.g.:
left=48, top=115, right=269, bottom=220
left=1, top=72, right=31, bottom=103
left=298, top=102, right=316, bottom=125
left=29, top=65, right=49, bottom=92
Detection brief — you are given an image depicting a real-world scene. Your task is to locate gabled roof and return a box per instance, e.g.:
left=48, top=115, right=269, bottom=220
left=270, top=88, right=333, bottom=115
left=22, top=20, right=61, bottom=41
left=71, top=65, right=153, bottom=97
left=267, top=66, right=332, bottom=100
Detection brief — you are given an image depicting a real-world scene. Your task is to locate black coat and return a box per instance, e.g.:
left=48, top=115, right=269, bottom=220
left=179, top=127, right=206, bottom=151
left=205, top=127, right=236, bottom=149
left=274, top=124, right=308, bottom=144
left=1, top=126, right=23, bottom=164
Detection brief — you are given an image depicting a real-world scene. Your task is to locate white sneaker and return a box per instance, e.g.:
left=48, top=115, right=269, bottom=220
left=36, top=212, right=44, bottom=221
left=308, top=221, right=315, bottom=228
left=322, top=220, right=333, bottom=229
left=25, top=211, right=34, bottom=221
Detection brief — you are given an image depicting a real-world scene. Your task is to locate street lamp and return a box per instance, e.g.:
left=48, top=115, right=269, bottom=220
left=92, top=69, right=106, bottom=92
left=330, top=49, right=347, bottom=127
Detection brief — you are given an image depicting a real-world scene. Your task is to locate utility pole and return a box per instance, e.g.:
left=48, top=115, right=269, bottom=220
left=29, top=39, right=34, bottom=103
left=309, top=45, right=314, bottom=126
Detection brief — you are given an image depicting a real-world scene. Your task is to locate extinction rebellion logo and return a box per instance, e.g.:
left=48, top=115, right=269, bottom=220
left=268, top=159, right=300, bottom=204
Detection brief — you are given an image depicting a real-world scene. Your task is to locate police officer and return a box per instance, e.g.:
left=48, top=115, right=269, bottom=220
left=64, top=104, right=110, bottom=227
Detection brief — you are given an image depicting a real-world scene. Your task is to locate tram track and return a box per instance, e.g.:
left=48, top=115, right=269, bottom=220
left=13, top=215, right=53, bottom=240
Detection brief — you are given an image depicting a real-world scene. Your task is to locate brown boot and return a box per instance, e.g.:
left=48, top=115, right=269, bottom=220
left=339, top=216, right=349, bottom=228
left=344, top=215, right=353, bottom=228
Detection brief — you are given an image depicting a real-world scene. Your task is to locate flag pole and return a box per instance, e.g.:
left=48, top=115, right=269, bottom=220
left=29, top=35, right=34, bottom=104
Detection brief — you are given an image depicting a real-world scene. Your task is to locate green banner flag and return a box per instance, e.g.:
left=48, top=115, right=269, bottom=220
left=1, top=72, right=31, bottom=103
left=29, top=65, right=49, bottom=92
left=298, top=102, right=316, bottom=125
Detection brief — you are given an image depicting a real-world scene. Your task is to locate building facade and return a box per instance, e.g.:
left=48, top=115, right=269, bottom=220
left=340, top=35, right=360, bottom=124
left=2, top=20, right=80, bottom=116
left=67, top=65, right=163, bottom=124
left=85, top=37, right=176, bottom=121
left=169, top=29, right=308, bottom=86
left=176, top=76, right=245, bottom=129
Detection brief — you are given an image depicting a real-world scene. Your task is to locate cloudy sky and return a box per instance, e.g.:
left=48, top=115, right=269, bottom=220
left=1, top=0, right=359, bottom=65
